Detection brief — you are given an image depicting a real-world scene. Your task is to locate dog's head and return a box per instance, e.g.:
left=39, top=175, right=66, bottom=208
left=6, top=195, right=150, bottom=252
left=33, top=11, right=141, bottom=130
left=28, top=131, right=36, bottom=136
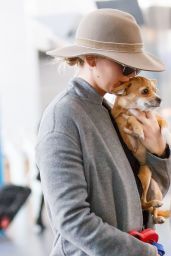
left=113, top=76, right=161, bottom=111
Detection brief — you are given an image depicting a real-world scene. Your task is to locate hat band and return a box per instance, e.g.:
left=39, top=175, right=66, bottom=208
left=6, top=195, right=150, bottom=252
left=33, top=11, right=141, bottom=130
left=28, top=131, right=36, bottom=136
left=76, top=38, right=143, bottom=53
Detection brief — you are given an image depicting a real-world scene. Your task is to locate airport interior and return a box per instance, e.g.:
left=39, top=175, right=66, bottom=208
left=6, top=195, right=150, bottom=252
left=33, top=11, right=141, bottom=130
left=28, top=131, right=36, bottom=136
left=1, top=0, right=171, bottom=255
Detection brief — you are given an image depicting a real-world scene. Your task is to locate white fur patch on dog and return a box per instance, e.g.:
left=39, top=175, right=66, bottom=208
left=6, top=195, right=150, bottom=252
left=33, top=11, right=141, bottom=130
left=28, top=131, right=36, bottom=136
left=136, top=98, right=147, bottom=111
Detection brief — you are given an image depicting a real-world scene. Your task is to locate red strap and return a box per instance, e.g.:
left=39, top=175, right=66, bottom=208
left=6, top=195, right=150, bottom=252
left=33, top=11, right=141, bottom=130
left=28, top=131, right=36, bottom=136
left=129, top=228, right=159, bottom=243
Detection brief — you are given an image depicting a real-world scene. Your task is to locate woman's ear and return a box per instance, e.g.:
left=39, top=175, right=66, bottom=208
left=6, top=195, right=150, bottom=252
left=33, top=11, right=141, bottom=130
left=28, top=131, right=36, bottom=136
left=85, top=55, right=96, bottom=67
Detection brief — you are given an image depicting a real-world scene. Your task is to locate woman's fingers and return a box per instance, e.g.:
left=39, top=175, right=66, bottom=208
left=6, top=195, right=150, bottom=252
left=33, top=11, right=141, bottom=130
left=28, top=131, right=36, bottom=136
left=129, top=109, right=158, bottom=125
left=129, top=109, right=147, bottom=124
left=145, top=111, right=157, bottom=122
left=125, top=109, right=166, bottom=155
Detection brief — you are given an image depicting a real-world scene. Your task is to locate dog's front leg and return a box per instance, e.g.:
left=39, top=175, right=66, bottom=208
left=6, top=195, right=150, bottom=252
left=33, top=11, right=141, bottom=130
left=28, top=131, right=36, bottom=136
left=123, top=115, right=144, bottom=140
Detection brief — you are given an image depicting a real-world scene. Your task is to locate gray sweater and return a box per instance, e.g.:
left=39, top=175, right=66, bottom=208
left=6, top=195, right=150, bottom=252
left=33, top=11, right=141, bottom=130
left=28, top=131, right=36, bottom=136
left=36, top=77, right=171, bottom=256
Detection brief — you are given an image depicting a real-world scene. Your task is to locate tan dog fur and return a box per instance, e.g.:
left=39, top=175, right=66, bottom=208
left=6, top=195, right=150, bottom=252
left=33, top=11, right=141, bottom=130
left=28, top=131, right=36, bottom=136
left=111, top=76, right=170, bottom=224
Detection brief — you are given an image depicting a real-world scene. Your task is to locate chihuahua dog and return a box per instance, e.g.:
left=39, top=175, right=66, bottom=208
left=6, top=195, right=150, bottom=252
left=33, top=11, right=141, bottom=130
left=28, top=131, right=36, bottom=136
left=111, top=76, right=170, bottom=224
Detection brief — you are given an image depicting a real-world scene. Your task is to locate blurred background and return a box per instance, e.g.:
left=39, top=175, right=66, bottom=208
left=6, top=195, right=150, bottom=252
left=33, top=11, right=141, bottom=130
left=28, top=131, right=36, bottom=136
left=0, top=0, right=171, bottom=255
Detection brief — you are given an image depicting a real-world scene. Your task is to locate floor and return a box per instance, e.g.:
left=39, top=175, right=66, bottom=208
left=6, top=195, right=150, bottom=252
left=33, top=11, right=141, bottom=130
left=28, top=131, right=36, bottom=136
left=0, top=203, right=53, bottom=256
left=0, top=191, right=171, bottom=256
left=155, top=187, right=171, bottom=255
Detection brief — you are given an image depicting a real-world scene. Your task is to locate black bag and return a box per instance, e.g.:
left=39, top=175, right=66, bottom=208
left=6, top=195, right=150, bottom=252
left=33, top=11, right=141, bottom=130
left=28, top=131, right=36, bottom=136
left=0, top=184, right=31, bottom=229
left=36, top=172, right=40, bottom=181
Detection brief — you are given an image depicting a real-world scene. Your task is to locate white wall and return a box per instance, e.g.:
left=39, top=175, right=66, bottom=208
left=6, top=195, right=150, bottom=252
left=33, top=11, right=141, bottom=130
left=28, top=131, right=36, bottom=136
left=0, top=0, right=40, bottom=185
left=0, top=0, right=40, bottom=143
left=38, top=54, right=75, bottom=114
left=26, top=0, right=96, bottom=16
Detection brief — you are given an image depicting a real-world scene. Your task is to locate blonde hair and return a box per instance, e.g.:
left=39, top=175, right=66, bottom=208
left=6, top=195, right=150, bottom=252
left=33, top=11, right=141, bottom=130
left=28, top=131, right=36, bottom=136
left=64, top=57, right=84, bottom=66
left=54, top=56, right=85, bottom=75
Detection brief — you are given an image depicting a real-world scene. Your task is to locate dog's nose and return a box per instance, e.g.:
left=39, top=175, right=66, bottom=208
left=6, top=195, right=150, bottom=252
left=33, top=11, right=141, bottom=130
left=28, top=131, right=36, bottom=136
left=156, top=97, right=162, bottom=104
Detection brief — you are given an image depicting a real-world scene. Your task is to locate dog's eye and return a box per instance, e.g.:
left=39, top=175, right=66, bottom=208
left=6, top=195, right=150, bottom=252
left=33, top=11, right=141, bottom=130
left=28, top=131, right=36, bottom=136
left=142, top=88, right=149, bottom=95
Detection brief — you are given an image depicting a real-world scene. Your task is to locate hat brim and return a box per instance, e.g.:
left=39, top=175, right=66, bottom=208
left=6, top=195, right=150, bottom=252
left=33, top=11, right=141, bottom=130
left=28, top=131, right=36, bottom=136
left=47, top=45, right=165, bottom=72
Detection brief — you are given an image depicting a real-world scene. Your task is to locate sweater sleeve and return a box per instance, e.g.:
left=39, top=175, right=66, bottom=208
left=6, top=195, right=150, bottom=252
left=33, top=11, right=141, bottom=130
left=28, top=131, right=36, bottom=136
left=146, top=145, right=171, bottom=197
left=36, top=132, right=157, bottom=256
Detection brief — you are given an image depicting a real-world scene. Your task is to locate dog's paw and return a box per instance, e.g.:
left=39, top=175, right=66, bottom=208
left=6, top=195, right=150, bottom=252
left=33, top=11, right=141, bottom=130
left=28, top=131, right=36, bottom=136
left=128, top=127, right=144, bottom=140
left=123, top=127, right=133, bottom=135
left=139, top=132, right=144, bottom=140
left=129, top=109, right=138, bottom=116
left=133, top=129, right=144, bottom=140
left=141, top=199, right=163, bottom=209
left=122, top=114, right=130, bottom=120
left=153, top=216, right=165, bottom=224
left=151, top=200, right=163, bottom=208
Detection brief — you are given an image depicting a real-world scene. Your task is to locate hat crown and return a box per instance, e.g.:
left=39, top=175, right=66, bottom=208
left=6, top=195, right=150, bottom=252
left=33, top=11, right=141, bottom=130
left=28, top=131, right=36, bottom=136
left=76, top=9, right=143, bottom=46
left=47, top=8, right=165, bottom=72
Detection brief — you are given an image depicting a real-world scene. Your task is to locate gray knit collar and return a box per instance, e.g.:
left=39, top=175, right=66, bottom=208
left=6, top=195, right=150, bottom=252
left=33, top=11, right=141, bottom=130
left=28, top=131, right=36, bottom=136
left=68, top=77, right=104, bottom=105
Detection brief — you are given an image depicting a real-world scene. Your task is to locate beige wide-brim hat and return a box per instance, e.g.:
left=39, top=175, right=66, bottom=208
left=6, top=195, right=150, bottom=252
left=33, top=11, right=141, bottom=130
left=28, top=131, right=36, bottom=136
left=47, top=9, right=165, bottom=72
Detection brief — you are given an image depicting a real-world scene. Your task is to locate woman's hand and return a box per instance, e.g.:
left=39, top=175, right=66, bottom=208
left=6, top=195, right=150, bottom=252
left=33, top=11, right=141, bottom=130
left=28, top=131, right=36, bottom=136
left=129, top=109, right=166, bottom=156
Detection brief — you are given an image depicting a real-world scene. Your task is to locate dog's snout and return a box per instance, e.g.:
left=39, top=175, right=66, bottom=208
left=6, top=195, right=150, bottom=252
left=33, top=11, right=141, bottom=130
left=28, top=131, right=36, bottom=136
left=156, top=97, right=162, bottom=104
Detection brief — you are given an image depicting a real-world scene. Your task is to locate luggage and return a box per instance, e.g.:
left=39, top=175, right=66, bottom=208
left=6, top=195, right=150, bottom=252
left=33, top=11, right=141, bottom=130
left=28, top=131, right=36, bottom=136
left=0, top=184, right=31, bottom=229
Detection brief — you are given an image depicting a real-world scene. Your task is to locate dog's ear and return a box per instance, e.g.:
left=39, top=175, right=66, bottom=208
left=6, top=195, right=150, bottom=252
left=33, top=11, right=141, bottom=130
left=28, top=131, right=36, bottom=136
left=151, top=79, right=157, bottom=85
left=112, top=82, right=132, bottom=96
left=114, top=88, right=126, bottom=96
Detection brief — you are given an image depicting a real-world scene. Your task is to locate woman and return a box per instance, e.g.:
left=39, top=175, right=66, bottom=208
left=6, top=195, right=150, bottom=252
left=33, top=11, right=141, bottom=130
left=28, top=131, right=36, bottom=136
left=36, top=9, right=170, bottom=256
